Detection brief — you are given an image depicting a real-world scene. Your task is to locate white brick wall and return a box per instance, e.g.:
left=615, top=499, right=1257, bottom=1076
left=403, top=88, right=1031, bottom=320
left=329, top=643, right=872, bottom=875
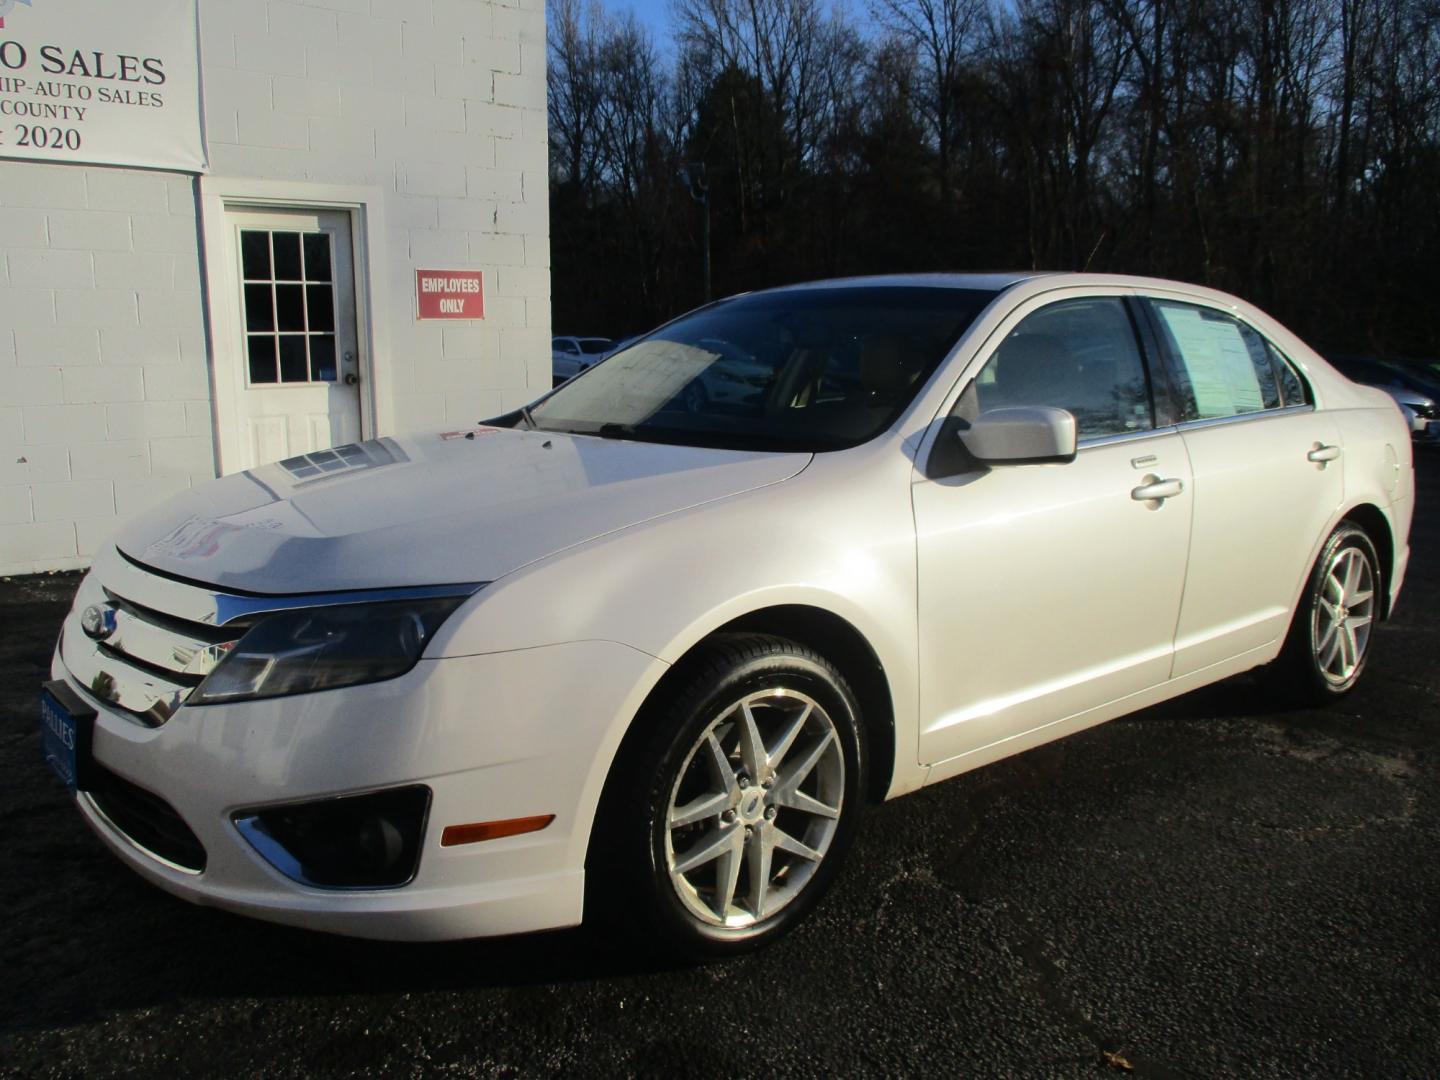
left=0, top=161, right=205, bottom=575
left=1, top=0, right=550, bottom=575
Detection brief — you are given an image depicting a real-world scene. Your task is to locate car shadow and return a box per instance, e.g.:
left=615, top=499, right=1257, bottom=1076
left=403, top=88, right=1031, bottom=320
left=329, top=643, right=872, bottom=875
left=0, top=864, right=694, bottom=1033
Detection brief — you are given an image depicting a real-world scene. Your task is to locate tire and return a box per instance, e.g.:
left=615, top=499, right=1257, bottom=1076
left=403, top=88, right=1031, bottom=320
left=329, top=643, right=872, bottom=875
left=590, top=633, right=866, bottom=958
left=1268, top=522, right=1382, bottom=704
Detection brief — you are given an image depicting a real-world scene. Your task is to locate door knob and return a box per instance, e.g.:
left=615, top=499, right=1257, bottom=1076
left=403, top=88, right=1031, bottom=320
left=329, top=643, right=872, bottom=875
left=344, top=372, right=359, bottom=385
left=1131, top=476, right=1184, bottom=503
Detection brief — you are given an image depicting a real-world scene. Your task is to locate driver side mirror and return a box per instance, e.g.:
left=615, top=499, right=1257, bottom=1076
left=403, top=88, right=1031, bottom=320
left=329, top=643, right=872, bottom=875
left=960, top=406, right=1077, bottom=464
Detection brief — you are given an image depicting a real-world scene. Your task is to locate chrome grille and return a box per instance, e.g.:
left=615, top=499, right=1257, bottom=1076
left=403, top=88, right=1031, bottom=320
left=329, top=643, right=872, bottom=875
left=101, top=593, right=238, bottom=680
left=59, top=544, right=485, bottom=726
left=61, top=553, right=245, bottom=727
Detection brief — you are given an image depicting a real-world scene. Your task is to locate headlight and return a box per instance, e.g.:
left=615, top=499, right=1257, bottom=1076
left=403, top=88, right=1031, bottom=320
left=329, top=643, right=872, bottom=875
left=189, top=597, right=468, bottom=705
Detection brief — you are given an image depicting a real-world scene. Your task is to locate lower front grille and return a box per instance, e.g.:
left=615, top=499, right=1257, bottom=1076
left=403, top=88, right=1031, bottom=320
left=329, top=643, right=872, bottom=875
left=87, top=766, right=207, bottom=873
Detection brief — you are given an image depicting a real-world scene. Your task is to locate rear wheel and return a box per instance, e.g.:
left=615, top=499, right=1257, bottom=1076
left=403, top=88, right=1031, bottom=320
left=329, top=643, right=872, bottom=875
left=592, top=634, right=864, bottom=957
left=1270, top=523, right=1381, bottom=703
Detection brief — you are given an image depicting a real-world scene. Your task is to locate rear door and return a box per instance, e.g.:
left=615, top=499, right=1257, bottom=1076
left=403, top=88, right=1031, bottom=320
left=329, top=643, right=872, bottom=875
left=1139, top=296, right=1344, bottom=675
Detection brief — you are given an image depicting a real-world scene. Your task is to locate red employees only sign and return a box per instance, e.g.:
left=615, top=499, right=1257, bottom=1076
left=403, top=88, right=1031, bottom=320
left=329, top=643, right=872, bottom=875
left=416, top=269, right=485, bottom=320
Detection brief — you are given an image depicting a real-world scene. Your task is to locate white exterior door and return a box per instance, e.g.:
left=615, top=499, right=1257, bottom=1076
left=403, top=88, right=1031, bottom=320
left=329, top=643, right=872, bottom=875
left=226, top=207, right=363, bottom=471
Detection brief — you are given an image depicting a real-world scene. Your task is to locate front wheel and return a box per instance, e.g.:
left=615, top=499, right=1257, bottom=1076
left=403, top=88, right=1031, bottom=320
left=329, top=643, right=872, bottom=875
left=593, top=634, right=865, bottom=957
left=1270, top=523, right=1381, bottom=703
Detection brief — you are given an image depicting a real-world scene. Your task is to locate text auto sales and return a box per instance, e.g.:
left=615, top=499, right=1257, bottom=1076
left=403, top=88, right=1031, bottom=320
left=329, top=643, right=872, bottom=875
left=0, top=42, right=167, bottom=116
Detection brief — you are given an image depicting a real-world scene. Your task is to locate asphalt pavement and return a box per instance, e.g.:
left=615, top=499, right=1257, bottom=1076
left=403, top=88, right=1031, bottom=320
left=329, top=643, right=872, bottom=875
left=2, top=454, right=1436, bottom=1078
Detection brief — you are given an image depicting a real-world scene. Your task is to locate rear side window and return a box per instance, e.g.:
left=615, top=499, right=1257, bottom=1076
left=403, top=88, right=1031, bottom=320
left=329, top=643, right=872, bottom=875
left=1149, top=300, right=1310, bottom=420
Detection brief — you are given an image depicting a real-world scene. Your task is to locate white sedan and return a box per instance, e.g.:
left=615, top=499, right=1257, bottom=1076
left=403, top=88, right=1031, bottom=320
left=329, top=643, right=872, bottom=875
left=41, top=273, right=1414, bottom=956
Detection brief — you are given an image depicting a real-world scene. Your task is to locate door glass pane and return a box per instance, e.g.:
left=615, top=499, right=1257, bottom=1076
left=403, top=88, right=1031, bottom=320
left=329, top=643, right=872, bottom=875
left=241, top=231, right=270, bottom=280
left=275, top=284, right=305, bottom=332
left=1152, top=301, right=1279, bottom=420
left=272, top=232, right=303, bottom=280
left=311, top=336, right=338, bottom=381
left=247, top=335, right=277, bottom=383
left=966, top=297, right=1153, bottom=438
left=279, top=335, right=309, bottom=382
left=303, top=233, right=333, bottom=282
left=306, top=284, right=335, bottom=332
left=243, top=283, right=274, bottom=332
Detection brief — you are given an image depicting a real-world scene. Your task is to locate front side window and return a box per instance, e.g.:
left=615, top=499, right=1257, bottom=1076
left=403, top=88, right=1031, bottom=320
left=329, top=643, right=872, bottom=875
left=554, top=339, right=580, bottom=354
left=1148, top=300, right=1310, bottom=420
left=960, top=297, right=1153, bottom=439
left=529, top=287, right=997, bottom=452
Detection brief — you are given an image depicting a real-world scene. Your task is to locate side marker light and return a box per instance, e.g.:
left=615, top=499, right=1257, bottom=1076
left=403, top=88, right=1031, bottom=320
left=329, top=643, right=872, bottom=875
left=440, top=814, right=555, bottom=847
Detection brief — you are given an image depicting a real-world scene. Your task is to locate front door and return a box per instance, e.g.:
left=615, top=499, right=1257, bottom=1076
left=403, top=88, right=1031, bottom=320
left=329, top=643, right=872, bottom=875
left=225, top=207, right=362, bottom=471
left=913, top=294, right=1193, bottom=766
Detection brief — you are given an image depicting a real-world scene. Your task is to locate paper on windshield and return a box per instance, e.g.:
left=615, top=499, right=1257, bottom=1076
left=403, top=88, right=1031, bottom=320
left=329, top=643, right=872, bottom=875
left=1158, top=305, right=1264, bottom=417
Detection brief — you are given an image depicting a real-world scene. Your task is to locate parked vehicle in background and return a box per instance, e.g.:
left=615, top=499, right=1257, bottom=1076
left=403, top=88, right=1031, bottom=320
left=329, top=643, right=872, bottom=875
left=40, top=273, right=1414, bottom=958
left=1329, top=356, right=1440, bottom=445
left=601, top=335, right=641, bottom=361
left=552, top=336, right=613, bottom=385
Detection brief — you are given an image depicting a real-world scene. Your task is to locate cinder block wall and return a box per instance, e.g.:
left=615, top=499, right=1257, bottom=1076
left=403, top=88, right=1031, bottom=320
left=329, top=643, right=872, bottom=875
left=0, top=0, right=550, bottom=575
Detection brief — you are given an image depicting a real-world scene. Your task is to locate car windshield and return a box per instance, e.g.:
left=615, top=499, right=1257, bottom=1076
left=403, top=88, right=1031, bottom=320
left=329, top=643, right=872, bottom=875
left=528, top=286, right=996, bottom=451
left=578, top=339, right=612, bottom=354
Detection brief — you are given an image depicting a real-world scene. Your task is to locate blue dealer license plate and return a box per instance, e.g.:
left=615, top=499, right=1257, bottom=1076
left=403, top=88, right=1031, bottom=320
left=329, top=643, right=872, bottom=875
left=40, top=681, right=95, bottom=793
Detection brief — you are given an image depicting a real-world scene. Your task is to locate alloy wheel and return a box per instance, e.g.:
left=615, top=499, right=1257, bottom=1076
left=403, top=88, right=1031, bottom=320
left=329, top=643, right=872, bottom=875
left=663, top=688, right=844, bottom=929
left=1311, top=544, right=1376, bottom=688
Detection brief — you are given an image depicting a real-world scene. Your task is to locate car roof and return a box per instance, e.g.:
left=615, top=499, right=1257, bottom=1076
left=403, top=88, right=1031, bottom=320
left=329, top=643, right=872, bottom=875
left=759, top=272, right=1056, bottom=294
left=746, top=271, right=1260, bottom=301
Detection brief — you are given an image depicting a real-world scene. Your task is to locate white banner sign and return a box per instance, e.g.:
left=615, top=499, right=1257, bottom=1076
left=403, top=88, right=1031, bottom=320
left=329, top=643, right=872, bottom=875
left=0, top=0, right=205, bottom=172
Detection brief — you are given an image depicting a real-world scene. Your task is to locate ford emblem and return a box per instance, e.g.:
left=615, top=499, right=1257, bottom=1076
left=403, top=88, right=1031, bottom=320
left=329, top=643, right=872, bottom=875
left=81, top=604, right=117, bottom=641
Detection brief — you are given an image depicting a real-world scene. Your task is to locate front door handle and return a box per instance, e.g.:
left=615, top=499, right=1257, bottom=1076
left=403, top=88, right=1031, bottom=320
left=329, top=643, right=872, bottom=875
left=1307, top=443, right=1341, bottom=464
left=1131, top=477, right=1184, bottom=503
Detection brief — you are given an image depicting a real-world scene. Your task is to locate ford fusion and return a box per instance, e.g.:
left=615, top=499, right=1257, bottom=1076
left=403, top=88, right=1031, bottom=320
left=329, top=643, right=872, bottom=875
left=41, top=274, right=1414, bottom=955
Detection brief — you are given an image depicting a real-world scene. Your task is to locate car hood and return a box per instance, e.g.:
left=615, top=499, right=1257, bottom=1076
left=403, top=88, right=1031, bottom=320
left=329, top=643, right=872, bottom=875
left=114, top=427, right=810, bottom=594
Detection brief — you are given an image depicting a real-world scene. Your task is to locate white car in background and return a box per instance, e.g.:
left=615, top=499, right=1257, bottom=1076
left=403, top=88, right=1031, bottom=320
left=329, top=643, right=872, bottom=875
left=1328, top=355, right=1440, bottom=445
left=41, top=273, right=1413, bottom=957
left=551, top=335, right=613, bottom=385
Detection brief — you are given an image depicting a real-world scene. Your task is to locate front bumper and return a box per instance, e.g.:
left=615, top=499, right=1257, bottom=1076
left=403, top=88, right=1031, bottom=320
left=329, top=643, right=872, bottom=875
left=52, top=631, right=664, bottom=941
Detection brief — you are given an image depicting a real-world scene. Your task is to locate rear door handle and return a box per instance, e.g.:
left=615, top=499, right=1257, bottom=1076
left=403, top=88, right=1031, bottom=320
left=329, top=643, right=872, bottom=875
left=1307, top=444, right=1341, bottom=464
left=1131, top=477, right=1184, bottom=502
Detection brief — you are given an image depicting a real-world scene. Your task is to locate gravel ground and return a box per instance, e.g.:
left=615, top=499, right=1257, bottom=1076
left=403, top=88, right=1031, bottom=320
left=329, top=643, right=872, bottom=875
left=1, top=454, right=1436, bottom=1078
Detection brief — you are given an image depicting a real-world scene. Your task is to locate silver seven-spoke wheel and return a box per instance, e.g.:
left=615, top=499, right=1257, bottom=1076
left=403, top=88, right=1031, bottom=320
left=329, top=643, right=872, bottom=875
left=1312, top=544, right=1376, bottom=687
left=665, top=689, right=844, bottom=928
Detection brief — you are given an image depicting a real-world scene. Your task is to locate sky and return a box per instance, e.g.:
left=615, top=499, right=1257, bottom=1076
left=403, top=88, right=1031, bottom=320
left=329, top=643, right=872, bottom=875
left=602, top=0, right=676, bottom=45
left=588, top=0, right=878, bottom=58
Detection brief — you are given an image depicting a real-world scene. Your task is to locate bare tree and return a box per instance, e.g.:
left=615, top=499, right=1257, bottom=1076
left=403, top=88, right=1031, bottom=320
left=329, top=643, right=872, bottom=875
left=869, top=0, right=988, bottom=200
